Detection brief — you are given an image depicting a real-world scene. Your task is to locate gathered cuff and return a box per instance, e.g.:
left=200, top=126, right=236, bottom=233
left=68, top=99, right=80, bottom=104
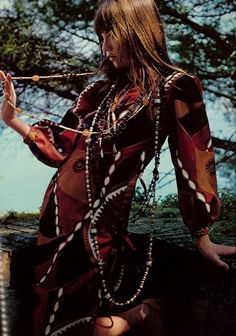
left=24, top=127, right=37, bottom=144
left=192, top=226, right=209, bottom=238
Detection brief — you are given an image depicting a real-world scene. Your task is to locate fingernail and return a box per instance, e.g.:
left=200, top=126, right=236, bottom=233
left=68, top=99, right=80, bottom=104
left=224, top=264, right=229, bottom=271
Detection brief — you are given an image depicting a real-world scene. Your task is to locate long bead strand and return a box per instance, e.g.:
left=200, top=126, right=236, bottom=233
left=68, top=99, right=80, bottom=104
left=11, top=72, right=94, bottom=81
left=85, top=83, right=162, bottom=306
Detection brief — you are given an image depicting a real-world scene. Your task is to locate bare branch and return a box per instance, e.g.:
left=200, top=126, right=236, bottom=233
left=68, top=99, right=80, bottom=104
left=204, top=88, right=236, bottom=101
left=162, top=5, right=234, bottom=54
left=216, top=152, right=236, bottom=165
left=212, top=136, right=236, bottom=152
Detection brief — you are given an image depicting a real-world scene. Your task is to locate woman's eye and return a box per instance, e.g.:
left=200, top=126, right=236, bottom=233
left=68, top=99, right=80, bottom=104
left=108, top=31, right=116, bottom=40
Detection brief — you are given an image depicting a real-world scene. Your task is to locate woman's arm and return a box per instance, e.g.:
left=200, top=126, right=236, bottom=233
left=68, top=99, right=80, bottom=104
left=0, top=71, right=30, bottom=138
left=1, top=71, right=108, bottom=168
left=0, top=70, right=75, bottom=168
left=167, top=73, right=235, bottom=270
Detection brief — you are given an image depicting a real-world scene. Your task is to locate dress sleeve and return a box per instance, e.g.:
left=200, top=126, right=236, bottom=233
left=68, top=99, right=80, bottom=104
left=167, top=74, right=221, bottom=237
left=23, top=81, right=106, bottom=168
left=23, top=120, right=78, bottom=168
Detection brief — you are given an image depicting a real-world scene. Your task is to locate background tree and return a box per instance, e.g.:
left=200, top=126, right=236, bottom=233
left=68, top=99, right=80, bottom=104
left=0, top=0, right=235, bottom=189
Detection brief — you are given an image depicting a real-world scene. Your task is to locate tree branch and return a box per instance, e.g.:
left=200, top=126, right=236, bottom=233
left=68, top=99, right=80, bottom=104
left=162, top=5, right=234, bottom=54
left=216, top=152, right=236, bottom=165
left=204, top=88, right=236, bottom=101
left=212, top=136, right=236, bottom=152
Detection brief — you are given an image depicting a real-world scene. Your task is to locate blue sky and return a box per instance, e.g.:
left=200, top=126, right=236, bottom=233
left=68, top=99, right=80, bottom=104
left=0, top=128, right=55, bottom=214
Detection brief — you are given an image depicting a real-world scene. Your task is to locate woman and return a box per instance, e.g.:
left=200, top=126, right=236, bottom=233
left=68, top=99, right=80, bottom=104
left=1, top=0, right=235, bottom=335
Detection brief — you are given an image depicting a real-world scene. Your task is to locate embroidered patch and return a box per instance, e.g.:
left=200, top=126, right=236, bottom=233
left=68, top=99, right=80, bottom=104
left=72, top=158, right=85, bottom=173
left=205, top=159, right=215, bottom=176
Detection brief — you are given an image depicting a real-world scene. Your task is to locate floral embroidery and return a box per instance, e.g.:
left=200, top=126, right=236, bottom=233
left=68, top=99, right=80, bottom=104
left=205, top=159, right=215, bottom=176
left=72, top=158, right=86, bottom=172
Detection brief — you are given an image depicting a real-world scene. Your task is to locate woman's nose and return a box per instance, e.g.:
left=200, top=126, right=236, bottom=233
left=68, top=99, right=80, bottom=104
left=102, top=37, right=110, bottom=53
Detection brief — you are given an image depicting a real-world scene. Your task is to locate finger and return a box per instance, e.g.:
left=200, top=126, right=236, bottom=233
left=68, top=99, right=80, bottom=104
left=4, top=78, right=11, bottom=95
left=5, top=75, right=14, bottom=97
left=0, top=72, right=6, bottom=93
left=216, top=260, right=229, bottom=271
left=211, top=254, right=230, bottom=271
left=214, top=245, right=236, bottom=256
left=6, top=73, right=13, bottom=90
left=0, top=70, right=6, bottom=81
left=6, top=73, right=12, bottom=81
left=6, top=73, right=15, bottom=94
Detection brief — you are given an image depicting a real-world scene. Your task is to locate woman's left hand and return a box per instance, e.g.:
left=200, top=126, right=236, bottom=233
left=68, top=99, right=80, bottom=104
left=197, top=234, right=236, bottom=271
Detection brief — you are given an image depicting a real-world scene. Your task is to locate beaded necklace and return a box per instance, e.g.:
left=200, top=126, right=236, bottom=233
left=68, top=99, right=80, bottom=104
left=84, top=81, right=162, bottom=306
left=11, top=72, right=94, bottom=81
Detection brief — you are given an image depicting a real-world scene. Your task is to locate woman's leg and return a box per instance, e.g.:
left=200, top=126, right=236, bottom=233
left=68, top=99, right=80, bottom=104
left=93, top=299, right=166, bottom=336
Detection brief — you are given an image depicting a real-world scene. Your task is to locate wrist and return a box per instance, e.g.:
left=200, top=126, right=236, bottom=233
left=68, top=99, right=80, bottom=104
left=3, top=116, right=30, bottom=138
left=4, top=115, right=17, bottom=126
left=196, top=234, right=209, bottom=244
left=192, top=226, right=209, bottom=239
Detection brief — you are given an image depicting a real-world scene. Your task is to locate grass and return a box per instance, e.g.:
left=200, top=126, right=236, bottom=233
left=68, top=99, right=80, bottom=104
left=0, top=210, right=39, bottom=223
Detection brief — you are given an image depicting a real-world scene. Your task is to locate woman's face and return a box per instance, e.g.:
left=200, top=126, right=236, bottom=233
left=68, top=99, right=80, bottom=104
left=101, top=31, right=129, bottom=68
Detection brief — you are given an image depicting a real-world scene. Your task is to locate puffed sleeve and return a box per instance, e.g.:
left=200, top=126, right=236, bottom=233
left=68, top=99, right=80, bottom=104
left=23, top=81, right=106, bottom=168
left=167, top=74, right=221, bottom=237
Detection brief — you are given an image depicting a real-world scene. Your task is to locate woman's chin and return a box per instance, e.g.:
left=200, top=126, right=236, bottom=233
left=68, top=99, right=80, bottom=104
left=110, top=60, right=118, bottom=68
left=113, top=62, right=128, bottom=69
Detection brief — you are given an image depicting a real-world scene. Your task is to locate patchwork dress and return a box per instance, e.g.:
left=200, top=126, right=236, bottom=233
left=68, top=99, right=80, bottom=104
left=24, top=73, right=221, bottom=336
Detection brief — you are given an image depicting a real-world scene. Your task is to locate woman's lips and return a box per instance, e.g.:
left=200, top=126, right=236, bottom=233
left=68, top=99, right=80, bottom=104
left=107, top=53, right=116, bottom=59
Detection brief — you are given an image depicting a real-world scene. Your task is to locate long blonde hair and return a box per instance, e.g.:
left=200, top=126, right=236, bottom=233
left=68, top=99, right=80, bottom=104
left=94, top=0, right=183, bottom=90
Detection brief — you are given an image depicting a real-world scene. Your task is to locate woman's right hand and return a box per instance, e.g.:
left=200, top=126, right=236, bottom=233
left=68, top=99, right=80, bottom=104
left=0, top=70, right=17, bottom=125
left=0, top=70, right=30, bottom=138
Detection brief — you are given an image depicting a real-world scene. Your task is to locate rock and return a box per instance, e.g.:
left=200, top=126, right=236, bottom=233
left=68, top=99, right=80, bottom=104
left=0, top=216, right=235, bottom=336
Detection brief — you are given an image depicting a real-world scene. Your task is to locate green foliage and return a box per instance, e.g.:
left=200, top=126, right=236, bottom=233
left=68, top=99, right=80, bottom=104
left=157, top=194, right=180, bottom=218
left=218, top=191, right=236, bottom=221
left=0, top=0, right=235, bottom=103
left=158, top=194, right=178, bottom=209
left=0, top=210, right=39, bottom=222
left=131, top=190, right=180, bottom=219
left=157, top=206, right=180, bottom=219
left=132, top=190, right=236, bottom=223
left=210, top=192, right=235, bottom=242
left=0, top=0, right=99, bottom=109
left=132, top=186, right=145, bottom=205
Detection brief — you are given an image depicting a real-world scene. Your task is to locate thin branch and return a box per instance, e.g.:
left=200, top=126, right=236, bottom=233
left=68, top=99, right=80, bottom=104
left=162, top=5, right=234, bottom=54
left=63, top=27, right=99, bottom=46
left=204, top=88, right=236, bottom=101
left=198, top=73, right=234, bottom=80
left=158, top=177, right=176, bottom=190
left=216, top=152, right=236, bottom=165
left=212, top=137, right=236, bottom=152
left=158, top=168, right=175, bottom=184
